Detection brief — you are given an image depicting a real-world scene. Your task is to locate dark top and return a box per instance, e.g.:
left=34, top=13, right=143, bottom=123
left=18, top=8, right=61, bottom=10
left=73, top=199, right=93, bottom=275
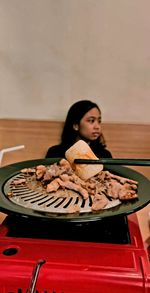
left=45, top=142, right=112, bottom=159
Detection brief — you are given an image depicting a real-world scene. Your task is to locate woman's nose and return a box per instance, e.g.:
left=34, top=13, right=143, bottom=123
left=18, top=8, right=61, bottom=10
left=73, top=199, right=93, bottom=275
left=94, top=122, right=101, bottom=129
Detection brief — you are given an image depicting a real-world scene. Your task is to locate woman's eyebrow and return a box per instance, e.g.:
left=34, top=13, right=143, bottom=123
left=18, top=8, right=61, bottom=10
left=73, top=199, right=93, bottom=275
left=86, top=116, right=96, bottom=119
left=87, top=115, right=101, bottom=119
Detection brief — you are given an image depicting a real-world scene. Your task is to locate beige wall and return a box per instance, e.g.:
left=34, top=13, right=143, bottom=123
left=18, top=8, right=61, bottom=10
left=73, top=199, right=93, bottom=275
left=0, top=0, right=150, bottom=123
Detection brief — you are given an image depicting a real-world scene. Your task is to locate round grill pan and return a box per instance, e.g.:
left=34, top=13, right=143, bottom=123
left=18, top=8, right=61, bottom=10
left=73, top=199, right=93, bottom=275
left=0, top=158, right=149, bottom=223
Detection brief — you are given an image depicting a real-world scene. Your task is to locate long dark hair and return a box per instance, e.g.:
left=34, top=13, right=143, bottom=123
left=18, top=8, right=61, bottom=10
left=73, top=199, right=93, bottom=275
left=61, top=100, right=106, bottom=148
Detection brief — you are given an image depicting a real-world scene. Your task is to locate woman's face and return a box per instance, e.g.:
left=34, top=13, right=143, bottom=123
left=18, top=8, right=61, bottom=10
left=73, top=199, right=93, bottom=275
left=74, top=107, right=102, bottom=142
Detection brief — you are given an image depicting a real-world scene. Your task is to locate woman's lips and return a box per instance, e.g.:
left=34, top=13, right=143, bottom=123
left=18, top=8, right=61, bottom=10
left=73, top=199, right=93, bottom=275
left=91, top=132, right=100, bottom=138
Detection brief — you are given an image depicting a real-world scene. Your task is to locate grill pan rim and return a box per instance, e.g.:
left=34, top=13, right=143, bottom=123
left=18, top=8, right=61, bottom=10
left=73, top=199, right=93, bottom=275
left=0, top=158, right=149, bottom=223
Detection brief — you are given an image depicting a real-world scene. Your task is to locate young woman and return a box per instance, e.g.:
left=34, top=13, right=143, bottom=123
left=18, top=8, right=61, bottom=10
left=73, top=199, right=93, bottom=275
left=45, top=100, right=112, bottom=158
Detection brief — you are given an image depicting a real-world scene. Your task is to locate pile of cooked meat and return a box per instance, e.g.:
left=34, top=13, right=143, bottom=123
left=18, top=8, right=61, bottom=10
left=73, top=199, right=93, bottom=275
left=11, top=159, right=138, bottom=213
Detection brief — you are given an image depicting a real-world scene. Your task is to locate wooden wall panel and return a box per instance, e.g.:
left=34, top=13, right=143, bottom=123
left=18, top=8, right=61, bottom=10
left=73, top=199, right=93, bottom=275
left=0, top=119, right=149, bottom=178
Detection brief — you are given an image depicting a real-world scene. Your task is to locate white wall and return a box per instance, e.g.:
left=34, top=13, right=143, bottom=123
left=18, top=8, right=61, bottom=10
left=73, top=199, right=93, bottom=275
left=0, top=0, right=150, bottom=123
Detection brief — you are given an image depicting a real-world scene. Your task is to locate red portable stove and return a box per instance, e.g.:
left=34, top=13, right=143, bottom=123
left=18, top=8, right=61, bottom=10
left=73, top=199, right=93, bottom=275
left=0, top=158, right=149, bottom=293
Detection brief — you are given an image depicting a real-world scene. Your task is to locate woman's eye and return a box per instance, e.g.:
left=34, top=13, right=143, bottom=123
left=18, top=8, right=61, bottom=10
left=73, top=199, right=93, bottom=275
left=86, top=117, right=101, bottom=124
left=88, top=118, right=94, bottom=123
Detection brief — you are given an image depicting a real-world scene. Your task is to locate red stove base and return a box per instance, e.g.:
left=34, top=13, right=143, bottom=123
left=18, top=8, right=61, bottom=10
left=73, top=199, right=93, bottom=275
left=0, top=213, right=149, bottom=293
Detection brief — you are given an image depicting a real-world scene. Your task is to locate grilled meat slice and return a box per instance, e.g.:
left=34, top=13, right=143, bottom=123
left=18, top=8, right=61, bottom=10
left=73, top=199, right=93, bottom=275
left=92, top=193, right=109, bottom=211
left=36, top=165, right=47, bottom=180
left=46, top=178, right=60, bottom=192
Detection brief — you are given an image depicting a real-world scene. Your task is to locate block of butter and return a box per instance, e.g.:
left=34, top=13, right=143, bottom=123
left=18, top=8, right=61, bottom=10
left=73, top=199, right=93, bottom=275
left=65, top=140, right=103, bottom=180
